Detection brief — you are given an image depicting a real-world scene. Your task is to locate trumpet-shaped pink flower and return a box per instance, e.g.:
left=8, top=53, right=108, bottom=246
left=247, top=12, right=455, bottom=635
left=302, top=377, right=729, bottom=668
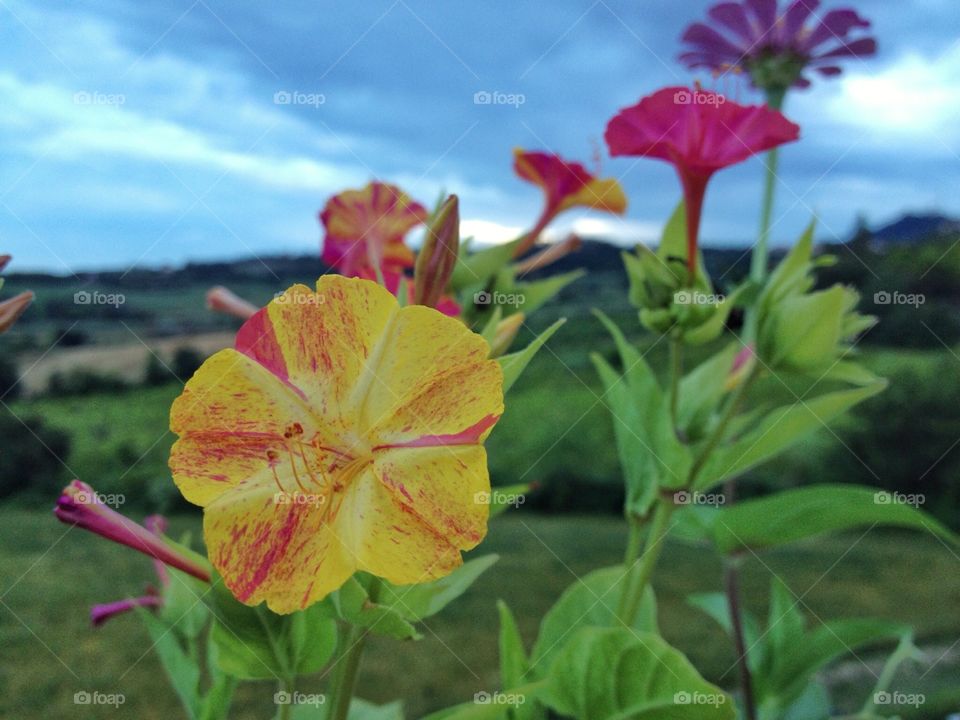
left=320, top=182, right=427, bottom=277
left=605, top=87, right=799, bottom=278
left=513, top=149, right=626, bottom=256
left=680, top=0, right=876, bottom=90
left=54, top=480, right=211, bottom=582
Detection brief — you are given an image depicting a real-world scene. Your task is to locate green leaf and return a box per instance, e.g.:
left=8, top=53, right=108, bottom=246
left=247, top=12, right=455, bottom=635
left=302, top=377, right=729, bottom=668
left=686, top=592, right=763, bottom=674
left=197, top=641, right=237, bottom=720
left=347, top=699, right=405, bottom=720
left=761, top=618, right=908, bottom=710
left=488, top=483, right=533, bottom=518
left=711, top=484, right=960, bottom=555
left=136, top=607, right=202, bottom=718
left=696, top=381, right=887, bottom=490
left=451, top=239, right=521, bottom=291
left=532, top=566, right=657, bottom=671
left=498, top=600, right=530, bottom=689
left=420, top=684, right=544, bottom=720
left=381, top=555, right=499, bottom=622
left=479, top=306, right=504, bottom=348
left=541, top=628, right=734, bottom=720
left=208, top=579, right=337, bottom=680
left=506, top=270, right=585, bottom=316
left=333, top=576, right=420, bottom=640
left=677, top=343, right=738, bottom=441
left=766, top=577, right=804, bottom=657
left=498, top=318, right=565, bottom=393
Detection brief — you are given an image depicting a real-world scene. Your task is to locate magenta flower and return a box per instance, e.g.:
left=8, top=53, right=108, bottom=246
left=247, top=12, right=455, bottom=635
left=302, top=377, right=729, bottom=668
left=605, top=87, right=799, bottom=278
left=54, top=480, right=211, bottom=583
left=680, top=0, right=877, bottom=92
left=91, top=595, right=162, bottom=627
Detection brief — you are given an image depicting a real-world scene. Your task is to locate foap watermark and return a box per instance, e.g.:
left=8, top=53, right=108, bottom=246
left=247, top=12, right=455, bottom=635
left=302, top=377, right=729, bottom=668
left=873, top=291, right=924, bottom=308
left=474, top=691, right=526, bottom=706
left=274, top=691, right=326, bottom=707
left=674, top=691, right=727, bottom=707
left=274, top=291, right=326, bottom=305
left=74, top=690, right=126, bottom=707
left=473, top=90, right=525, bottom=108
left=874, top=491, right=924, bottom=508
left=874, top=691, right=925, bottom=708
left=673, top=89, right=725, bottom=106
left=673, top=490, right=726, bottom=507
left=73, top=91, right=125, bottom=107
left=474, top=490, right=526, bottom=508
left=274, top=491, right=326, bottom=507
left=273, top=90, right=326, bottom=108
left=674, top=290, right=724, bottom=306
left=474, top=290, right=524, bottom=307
left=74, top=489, right=126, bottom=508
left=74, top=290, right=125, bottom=308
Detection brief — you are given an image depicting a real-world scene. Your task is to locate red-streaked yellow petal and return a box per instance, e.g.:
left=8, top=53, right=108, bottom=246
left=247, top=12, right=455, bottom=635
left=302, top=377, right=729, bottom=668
left=169, top=349, right=320, bottom=506
left=362, top=304, right=504, bottom=445
left=203, top=472, right=353, bottom=614
left=557, top=176, right=628, bottom=215
left=332, top=466, right=463, bottom=586
left=244, top=278, right=397, bottom=428
left=372, top=445, right=489, bottom=550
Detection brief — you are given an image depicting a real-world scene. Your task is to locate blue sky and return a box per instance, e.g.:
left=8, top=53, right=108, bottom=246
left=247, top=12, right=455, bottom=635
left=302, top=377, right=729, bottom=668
left=2, top=0, right=958, bottom=272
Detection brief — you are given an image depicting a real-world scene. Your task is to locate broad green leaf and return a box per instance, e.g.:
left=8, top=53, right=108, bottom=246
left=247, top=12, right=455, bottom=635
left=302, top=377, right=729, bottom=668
left=532, top=566, right=657, bottom=671
left=711, top=484, right=960, bottom=554
left=498, top=318, right=565, bottom=393
left=541, top=628, right=734, bottom=720
left=208, top=577, right=336, bottom=680
left=381, top=555, right=499, bottom=621
left=765, top=577, right=804, bottom=657
left=677, top=343, right=738, bottom=441
left=696, top=381, right=887, bottom=490
left=333, top=576, right=420, bottom=640
left=420, top=684, right=544, bottom=720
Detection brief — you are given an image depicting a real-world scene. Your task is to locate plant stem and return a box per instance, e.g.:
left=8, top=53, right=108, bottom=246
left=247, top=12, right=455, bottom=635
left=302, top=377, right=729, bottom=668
left=277, top=677, right=294, bottom=720
left=724, top=553, right=757, bottom=720
left=750, top=87, right=787, bottom=285
left=688, top=369, right=757, bottom=488
left=617, top=514, right=646, bottom=618
left=620, top=499, right=675, bottom=626
left=327, top=624, right=367, bottom=720
left=669, top=335, right=683, bottom=432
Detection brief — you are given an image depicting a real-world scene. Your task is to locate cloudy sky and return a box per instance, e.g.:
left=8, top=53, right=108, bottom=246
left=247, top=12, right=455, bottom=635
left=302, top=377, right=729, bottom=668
left=2, top=0, right=958, bottom=272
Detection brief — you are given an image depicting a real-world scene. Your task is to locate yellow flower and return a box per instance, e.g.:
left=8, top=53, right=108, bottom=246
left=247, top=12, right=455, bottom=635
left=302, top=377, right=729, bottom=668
left=169, top=275, right=503, bottom=613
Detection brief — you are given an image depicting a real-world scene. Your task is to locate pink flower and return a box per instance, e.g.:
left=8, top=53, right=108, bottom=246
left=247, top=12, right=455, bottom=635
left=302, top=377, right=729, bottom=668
left=513, top=149, right=626, bottom=256
left=320, top=182, right=427, bottom=277
left=90, top=595, right=162, bottom=627
left=605, top=87, right=799, bottom=279
left=680, top=0, right=876, bottom=91
left=54, top=480, right=211, bottom=583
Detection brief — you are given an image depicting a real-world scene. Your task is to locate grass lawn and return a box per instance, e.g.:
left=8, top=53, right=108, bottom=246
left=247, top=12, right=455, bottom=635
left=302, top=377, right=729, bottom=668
left=1, top=508, right=958, bottom=719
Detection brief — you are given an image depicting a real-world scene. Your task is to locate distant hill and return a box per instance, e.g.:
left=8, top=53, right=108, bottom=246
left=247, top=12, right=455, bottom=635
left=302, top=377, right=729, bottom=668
left=869, top=213, right=960, bottom=245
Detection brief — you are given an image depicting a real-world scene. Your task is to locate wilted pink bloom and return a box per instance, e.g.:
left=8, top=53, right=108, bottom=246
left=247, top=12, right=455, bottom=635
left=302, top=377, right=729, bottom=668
left=680, top=0, right=876, bottom=90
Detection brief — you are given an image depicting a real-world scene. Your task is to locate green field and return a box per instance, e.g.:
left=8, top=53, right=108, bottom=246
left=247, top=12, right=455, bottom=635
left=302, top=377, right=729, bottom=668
left=1, top=509, right=958, bottom=719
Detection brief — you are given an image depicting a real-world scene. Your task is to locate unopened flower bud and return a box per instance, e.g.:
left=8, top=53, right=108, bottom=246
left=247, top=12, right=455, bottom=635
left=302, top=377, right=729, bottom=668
left=0, top=290, right=33, bottom=334
left=206, top=286, right=258, bottom=320
left=414, top=195, right=459, bottom=309
left=489, top=313, right=525, bottom=358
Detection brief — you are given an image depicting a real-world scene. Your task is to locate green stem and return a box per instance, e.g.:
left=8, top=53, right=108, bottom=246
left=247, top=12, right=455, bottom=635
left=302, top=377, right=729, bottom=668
left=327, top=624, right=367, bottom=720
left=669, top=335, right=683, bottom=432
left=277, top=677, right=294, bottom=720
left=619, top=499, right=675, bottom=626
left=750, top=87, right=787, bottom=285
left=688, top=369, right=758, bottom=488
left=617, top=514, right=646, bottom=618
